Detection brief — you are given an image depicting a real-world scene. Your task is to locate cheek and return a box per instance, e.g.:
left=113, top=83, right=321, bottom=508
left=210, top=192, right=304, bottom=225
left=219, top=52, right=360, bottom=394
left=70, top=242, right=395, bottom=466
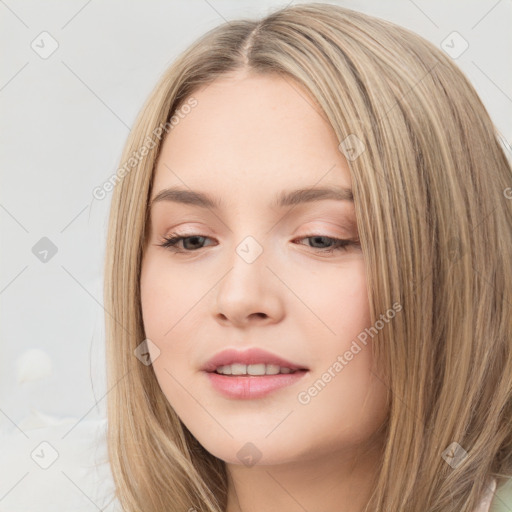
left=140, top=253, right=202, bottom=339
left=292, top=259, right=386, bottom=437
left=298, top=257, right=370, bottom=336
left=139, top=253, right=208, bottom=382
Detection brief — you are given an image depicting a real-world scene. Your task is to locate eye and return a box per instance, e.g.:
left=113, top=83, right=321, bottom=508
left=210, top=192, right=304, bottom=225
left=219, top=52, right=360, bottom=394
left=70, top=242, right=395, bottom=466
left=157, top=233, right=359, bottom=254
left=293, top=235, right=360, bottom=253
left=157, top=233, right=215, bottom=252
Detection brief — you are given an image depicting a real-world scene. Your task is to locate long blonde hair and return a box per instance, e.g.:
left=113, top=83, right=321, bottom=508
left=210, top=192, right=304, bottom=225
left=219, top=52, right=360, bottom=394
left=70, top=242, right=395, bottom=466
left=103, top=3, right=512, bottom=511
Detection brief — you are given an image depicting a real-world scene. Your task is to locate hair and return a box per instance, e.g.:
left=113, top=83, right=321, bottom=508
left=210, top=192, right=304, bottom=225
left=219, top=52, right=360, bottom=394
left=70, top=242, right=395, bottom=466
left=102, top=3, right=512, bottom=511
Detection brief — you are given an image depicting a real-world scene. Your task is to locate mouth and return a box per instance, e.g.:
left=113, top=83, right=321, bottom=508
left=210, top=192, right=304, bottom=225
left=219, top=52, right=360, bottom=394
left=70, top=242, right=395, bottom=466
left=208, top=363, right=308, bottom=376
left=200, top=348, right=309, bottom=399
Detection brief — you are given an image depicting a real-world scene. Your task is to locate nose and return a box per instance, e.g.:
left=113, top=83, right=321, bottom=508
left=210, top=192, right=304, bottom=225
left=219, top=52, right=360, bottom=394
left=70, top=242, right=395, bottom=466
left=213, top=240, right=285, bottom=328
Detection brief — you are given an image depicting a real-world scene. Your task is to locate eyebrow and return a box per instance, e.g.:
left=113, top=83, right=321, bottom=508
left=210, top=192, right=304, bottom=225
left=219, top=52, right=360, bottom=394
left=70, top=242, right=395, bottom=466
left=149, top=185, right=353, bottom=210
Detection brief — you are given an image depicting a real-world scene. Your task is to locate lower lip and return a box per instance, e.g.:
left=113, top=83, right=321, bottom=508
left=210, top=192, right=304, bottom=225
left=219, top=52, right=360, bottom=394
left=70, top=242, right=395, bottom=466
left=204, top=370, right=309, bottom=399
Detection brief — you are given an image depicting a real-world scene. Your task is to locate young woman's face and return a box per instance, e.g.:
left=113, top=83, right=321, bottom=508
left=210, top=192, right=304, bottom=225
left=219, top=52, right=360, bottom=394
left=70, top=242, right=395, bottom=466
left=140, top=71, right=389, bottom=465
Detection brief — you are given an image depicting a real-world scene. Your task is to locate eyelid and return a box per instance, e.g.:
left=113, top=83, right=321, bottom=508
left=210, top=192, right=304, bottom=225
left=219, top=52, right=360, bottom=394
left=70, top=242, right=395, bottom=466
left=158, top=218, right=357, bottom=241
left=299, top=218, right=357, bottom=231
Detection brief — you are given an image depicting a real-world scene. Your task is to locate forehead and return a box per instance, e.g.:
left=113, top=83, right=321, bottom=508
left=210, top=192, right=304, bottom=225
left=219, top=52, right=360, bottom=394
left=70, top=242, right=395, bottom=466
left=151, top=72, right=352, bottom=206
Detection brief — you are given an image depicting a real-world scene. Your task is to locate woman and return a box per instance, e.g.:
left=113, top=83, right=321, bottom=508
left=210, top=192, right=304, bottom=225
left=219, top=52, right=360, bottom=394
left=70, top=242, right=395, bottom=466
left=103, top=3, right=512, bottom=511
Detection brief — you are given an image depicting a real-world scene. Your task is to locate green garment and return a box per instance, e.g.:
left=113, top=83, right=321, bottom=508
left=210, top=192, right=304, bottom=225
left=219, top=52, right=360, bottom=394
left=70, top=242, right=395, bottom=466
left=490, top=478, right=512, bottom=512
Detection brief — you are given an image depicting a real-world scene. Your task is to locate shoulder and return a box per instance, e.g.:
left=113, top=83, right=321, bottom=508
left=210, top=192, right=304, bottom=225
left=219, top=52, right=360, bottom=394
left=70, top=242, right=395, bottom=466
left=489, top=476, right=512, bottom=512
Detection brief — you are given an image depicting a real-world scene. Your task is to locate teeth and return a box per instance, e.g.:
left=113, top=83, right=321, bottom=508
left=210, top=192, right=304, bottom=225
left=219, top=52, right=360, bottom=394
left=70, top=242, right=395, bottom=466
left=215, top=363, right=296, bottom=375
left=231, top=363, right=246, bottom=375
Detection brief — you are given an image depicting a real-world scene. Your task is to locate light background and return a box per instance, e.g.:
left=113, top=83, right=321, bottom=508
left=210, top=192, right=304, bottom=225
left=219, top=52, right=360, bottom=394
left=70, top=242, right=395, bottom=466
left=1, top=0, right=511, bottom=510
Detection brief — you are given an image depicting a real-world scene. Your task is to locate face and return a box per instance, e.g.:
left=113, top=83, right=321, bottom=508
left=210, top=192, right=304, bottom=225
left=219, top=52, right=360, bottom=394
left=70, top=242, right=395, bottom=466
left=140, top=71, right=389, bottom=466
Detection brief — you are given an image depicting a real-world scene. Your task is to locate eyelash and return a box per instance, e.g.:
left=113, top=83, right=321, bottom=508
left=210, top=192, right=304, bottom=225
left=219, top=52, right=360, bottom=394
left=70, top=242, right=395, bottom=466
left=157, top=233, right=359, bottom=254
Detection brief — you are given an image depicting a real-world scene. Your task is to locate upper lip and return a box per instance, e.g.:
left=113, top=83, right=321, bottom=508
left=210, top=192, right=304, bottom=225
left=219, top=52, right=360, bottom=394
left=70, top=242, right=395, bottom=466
left=201, top=348, right=309, bottom=373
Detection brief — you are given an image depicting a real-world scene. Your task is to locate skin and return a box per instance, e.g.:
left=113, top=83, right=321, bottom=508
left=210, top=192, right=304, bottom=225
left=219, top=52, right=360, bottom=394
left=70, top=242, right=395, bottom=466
left=140, top=70, right=389, bottom=512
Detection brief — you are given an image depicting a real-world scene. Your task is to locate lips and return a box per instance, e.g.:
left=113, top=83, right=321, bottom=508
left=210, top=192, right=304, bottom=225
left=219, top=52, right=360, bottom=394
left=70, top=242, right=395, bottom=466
left=201, top=347, right=309, bottom=374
